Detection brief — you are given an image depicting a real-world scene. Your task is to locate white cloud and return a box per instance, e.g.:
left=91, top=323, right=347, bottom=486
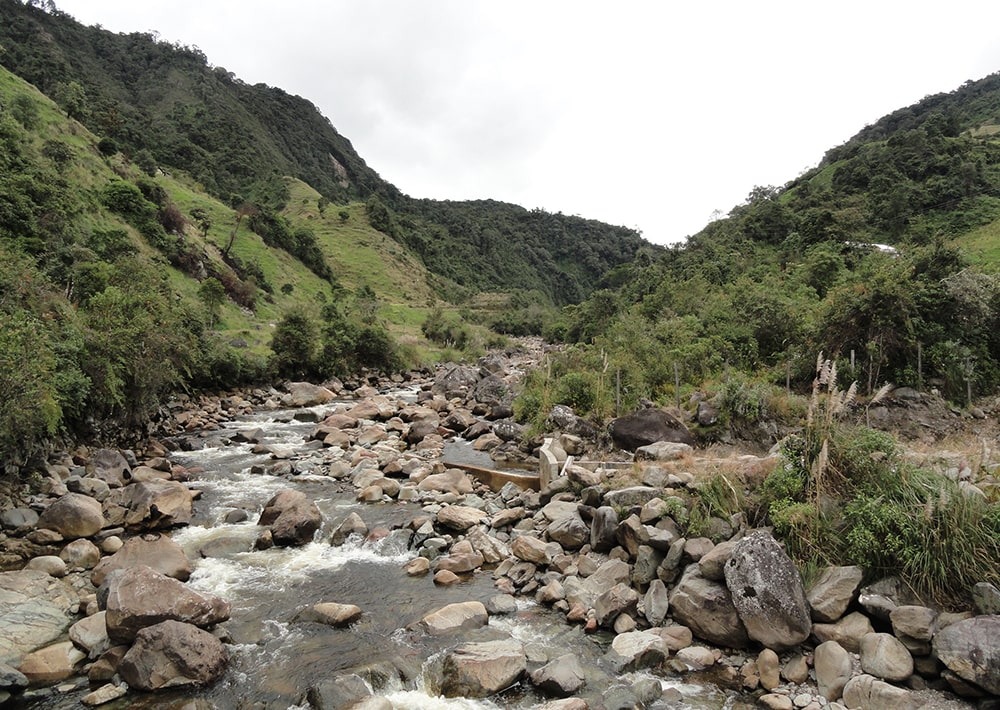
left=52, top=0, right=1000, bottom=243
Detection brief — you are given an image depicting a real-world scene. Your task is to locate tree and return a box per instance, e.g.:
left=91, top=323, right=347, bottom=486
left=223, top=202, right=256, bottom=257
left=190, top=207, right=211, bottom=238
left=198, top=277, right=226, bottom=328
left=270, top=310, right=319, bottom=380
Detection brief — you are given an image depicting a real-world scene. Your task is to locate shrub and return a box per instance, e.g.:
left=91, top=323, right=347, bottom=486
left=553, top=371, right=596, bottom=412
left=270, top=310, right=319, bottom=380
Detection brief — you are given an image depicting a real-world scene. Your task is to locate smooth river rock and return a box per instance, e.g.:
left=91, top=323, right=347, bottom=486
left=118, top=620, right=227, bottom=690
left=932, top=614, right=1000, bottom=694
left=37, top=493, right=105, bottom=539
left=91, top=533, right=192, bottom=587
left=441, top=638, right=526, bottom=698
left=0, top=570, right=78, bottom=666
left=668, top=566, right=750, bottom=648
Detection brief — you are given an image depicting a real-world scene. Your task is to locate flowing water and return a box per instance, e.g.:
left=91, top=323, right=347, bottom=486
left=19, top=400, right=738, bottom=709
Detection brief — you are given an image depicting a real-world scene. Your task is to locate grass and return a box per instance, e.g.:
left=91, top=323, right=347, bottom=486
left=955, top=219, right=1000, bottom=271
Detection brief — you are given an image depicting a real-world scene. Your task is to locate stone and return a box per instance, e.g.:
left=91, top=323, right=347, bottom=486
left=307, top=674, right=372, bottom=710
left=91, top=533, right=192, bottom=587
left=17, top=640, right=85, bottom=684
left=118, top=480, right=195, bottom=529
left=815, top=640, right=853, bottom=701
left=0, top=507, right=38, bottom=531
left=890, top=605, right=937, bottom=652
left=435, top=552, right=484, bottom=574
left=258, top=489, right=322, bottom=546
left=403, top=557, right=430, bottom=576
left=465, top=526, right=510, bottom=563
left=81, top=682, right=127, bottom=706
left=759, top=694, right=794, bottom=710
left=24, top=556, right=67, bottom=578
left=590, top=506, right=619, bottom=553
left=283, top=382, right=336, bottom=407
left=674, top=645, right=716, bottom=670
left=294, top=603, right=362, bottom=627
left=118, top=620, right=227, bottom=690
left=511, top=534, right=551, bottom=564
left=546, top=515, right=589, bottom=550
left=603, top=486, right=661, bottom=509
left=37, top=493, right=105, bottom=538
left=104, top=565, right=231, bottom=643
left=723, top=530, right=811, bottom=651
left=812, top=610, right=875, bottom=653
left=0, top=663, right=28, bottom=690
left=608, top=408, right=695, bottom=451
left=807, top=565, right=864, bottom=623
left=69, top=611, right=110, bottom=659
left=782, top=653, right=809, bottom=684
left=758, top=648, right=780, bottom=690
left=683, top=536, right=714, bottom=561
left=436, top=505, right=488, bottom=531
left=419, top=601, right=488, bottom=636
left=841, top=673, right=913, bottom=710
left=652, top=623, right=693, bottom=651
left=669, top=566, right=750, bottom=648
left=635, top=441, right=693, bottom=461
left=972, top=582, right=1000, bottom=615
left=330, top=512, right=368, bottom=546
left=643, top=579, right=670, bottom=626
left=932, top=614, right=1000, bottom=694
left=697, top=539, right=738, bottom=581
left=529, top=653, right=586, bottom=697
left=486, top=594, right=518, bottom=615
left=59, top=538, right=101, bottom=569
left=417, top=469, right=474, bottom=495
left=441, top=639, right=525, bottom=698
left=0, top=570, right=77, bottom=666
left=859, top=632, right=913, bottom=682
left=594, top=582, right=639, bottom=628
left=86, top=449, right=132, bottom=487
left=608, top=630, right=668, bottom=672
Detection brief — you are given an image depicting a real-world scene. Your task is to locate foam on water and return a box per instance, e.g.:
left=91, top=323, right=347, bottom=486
left=380, top=691, right=501, bottom=709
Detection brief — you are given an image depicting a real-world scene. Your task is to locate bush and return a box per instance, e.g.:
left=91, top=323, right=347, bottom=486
left=553, top=371, right=596, bottom=412
left=270, top=310, right=320, bottom=380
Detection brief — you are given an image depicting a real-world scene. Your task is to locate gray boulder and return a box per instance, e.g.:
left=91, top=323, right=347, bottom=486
left=669, top=566, right=750, bottom=648
left=330, top=512, right=368, bottom=546
left=807, top=565, right=864, bottom=622
left=859, top=632, right=913, bottom=682
left=932, top=614, right=1000, bottom=694
left=91, top=533, right=192, bottom=587
left=634, top=441, right=693, bottom=461
left=283, top=382, right=336, bottom=407
left=86, top=449, right=132, bottom=487
left=607, top=630, right=668, bottom=672
left=594, top=582, right=639, bottom=628
left=307, top=674, right=373, bottom=710
left=258, top=489, right=322, bottom=546
left=118, top=620, right=227, bottom=690
left=419, top=601, right=488, bottom=636
left=812, top=611, right=875, bottom=653
left=723, top=530, right=811, bottom=651
left=529, top=653, right=585, bottom=697
left=0, top=570, right=77, bottom=665
left=589, top=506, right=619, bottom=553
left=972, top=582, right=1000, bottom=615
left=608, top=408, right=694, bottom=451
left=841, top=673, right=913, bottom=710
left=37, top=493, right=105, bottom=538
left=0, top=508, right=38, bottom=531
left=104, top=566, right=230, bottom=643
left=815, top=640, right=853, bottom=701
left=546, top=514, right=589, bottom=550
left=441, top=639, right=525, bottom=698
left=117, top=480, right=195, bottom=529
left=643, top=579, right=670, bottom=626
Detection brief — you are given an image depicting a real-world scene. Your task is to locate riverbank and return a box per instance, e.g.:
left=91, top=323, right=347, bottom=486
left=0, top=342, right=997, bottom=708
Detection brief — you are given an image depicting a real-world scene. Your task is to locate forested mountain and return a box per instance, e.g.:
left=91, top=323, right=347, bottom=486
left=0, top=0, right=646, bottom=303
left=536, top=73, right=1000, bottom=422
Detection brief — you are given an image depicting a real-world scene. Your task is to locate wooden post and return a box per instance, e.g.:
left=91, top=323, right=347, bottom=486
left=850, top=349, right=856, bottom=376
left=786, top=361, right=791, bottom=394
left=615, top=369, right=621, bottom=417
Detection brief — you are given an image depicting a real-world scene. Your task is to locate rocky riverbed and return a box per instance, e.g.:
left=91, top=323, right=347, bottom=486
left=0, top=341, right=998, bottom=709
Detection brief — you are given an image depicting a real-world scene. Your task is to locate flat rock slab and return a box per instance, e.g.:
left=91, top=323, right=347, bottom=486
left=0, top=570, right=78, bottom=666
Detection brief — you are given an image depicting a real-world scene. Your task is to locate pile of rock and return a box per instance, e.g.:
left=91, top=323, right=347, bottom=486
left=0, top=447, right=229, bottom=705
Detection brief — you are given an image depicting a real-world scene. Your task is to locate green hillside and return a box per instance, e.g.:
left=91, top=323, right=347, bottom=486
left=0, top=0, right=647, bottom=306
left=522, top=73, right=1000, bottom=424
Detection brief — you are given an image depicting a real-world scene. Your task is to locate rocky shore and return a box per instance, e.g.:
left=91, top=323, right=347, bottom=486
left=0, top=342, right=997, bottom=709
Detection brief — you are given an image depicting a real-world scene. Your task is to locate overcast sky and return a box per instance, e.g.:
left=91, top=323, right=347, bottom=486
left=52, top=1, right=1000, bottom=245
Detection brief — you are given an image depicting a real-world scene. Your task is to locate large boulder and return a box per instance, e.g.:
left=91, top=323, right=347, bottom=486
left=104, top=566, right=231, bottom=643
left=283, top=382, right=336, bottom=407
left=436, top=505, right=488, bottom=532
left=16, top=640, right=86, bottom=685
left=0, top=570, right=77, bottom=665
left=589, top=506, right=619, bottom=553
left=859, top=632, right=913, bottom=682
left=86, top=449, right=132, bottom=487
left=117, top=481, right=195, bottom=529
left=258, top=490, right=322, bottom=546
left=118, top=620, right=227, bottom=690
left=441, top=639, right=525, bottom=698
left=37, top=493, right=105, bottom=539
left=812, top=611, right=875, bottom=653
left=932, top=614, right=1000, bottom=694
left=607, top=630, right=667, bottom=672
left=529, top=653, right=585, bottom=697
left=608, top=409, right=694, bottom=451
left=815, top=640, right=853, bottom=701
left=669, top=566, right=750, bottom=648
left=417, top=469, right=474, bottom=495
left=723, top=530, right=811, bottom=651
left=841, top=673, right=912, bottom=710
left=433, top=365, right=481, bottom=399
left=807, top=565, right=864, bottom=623
left=91, top=533, right=192, bottom=587
left=419, top=601, right=488, bottom=636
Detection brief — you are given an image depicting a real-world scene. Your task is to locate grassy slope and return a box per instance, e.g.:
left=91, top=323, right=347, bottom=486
left=1, top=65, right=452, bottom=361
